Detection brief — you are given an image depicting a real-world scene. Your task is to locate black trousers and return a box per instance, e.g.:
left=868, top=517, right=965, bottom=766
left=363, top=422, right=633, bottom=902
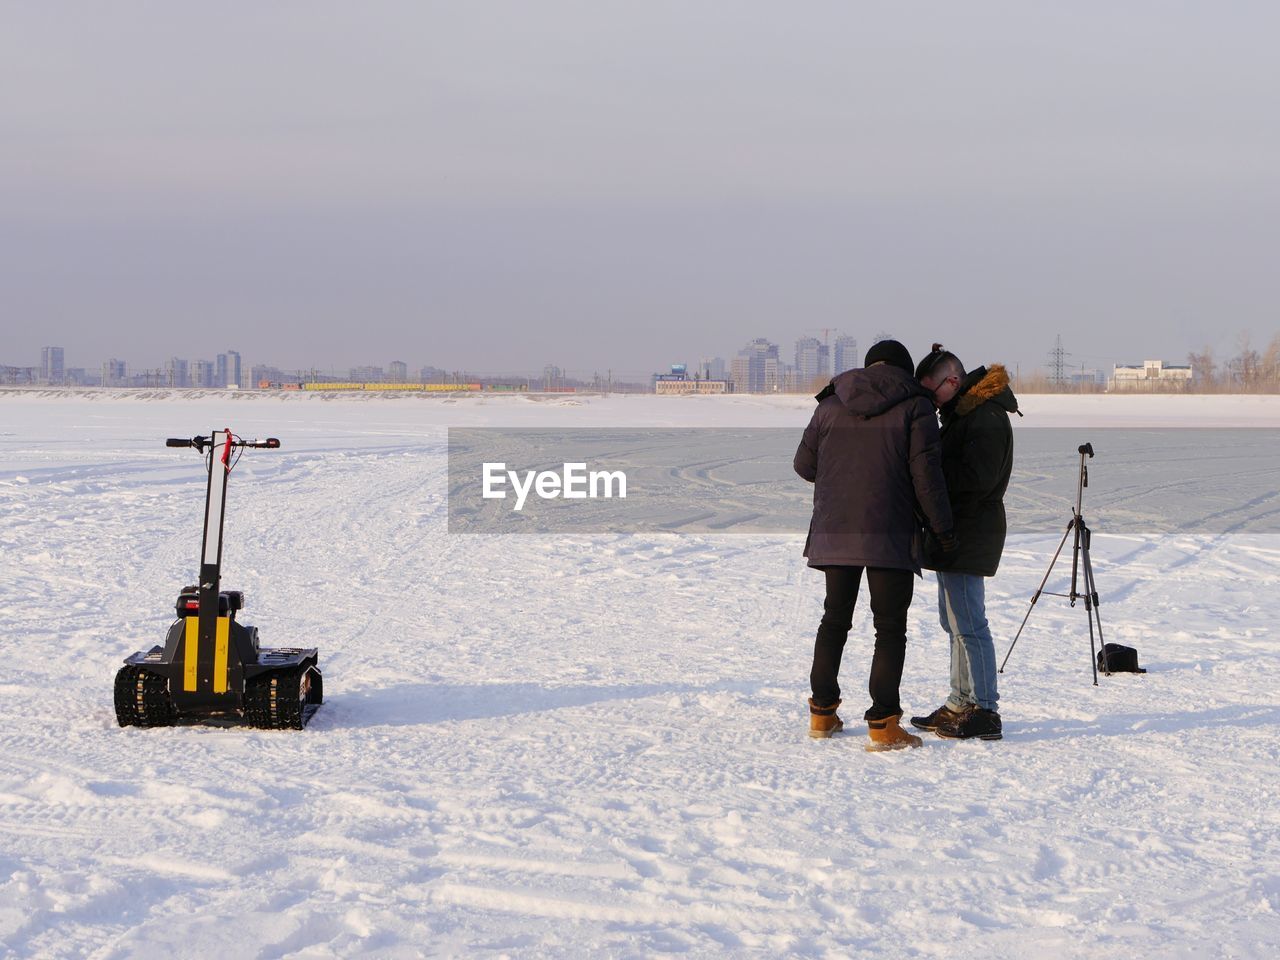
left=810, top=565, right=915, bottom=721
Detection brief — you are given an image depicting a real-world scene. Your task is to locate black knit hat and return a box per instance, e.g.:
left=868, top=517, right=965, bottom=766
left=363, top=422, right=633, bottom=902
left=864, top=339, right=914, bottom=375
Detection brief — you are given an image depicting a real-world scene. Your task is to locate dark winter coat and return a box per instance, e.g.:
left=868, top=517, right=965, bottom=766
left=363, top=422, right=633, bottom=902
left=922, top=364, right=1019, bottom=577
left=794, top=364, right=953, bottom=573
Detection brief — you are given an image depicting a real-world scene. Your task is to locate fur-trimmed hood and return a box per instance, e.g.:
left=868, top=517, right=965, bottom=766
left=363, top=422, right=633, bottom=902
left=951, top=363, right=1019, bottom=418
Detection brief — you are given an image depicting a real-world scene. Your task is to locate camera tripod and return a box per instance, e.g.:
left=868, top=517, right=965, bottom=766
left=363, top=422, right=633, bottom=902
left=1000, top=442, right=1112, bottom=684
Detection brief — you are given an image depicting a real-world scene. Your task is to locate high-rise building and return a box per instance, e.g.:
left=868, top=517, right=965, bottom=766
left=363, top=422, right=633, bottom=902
left=215, top=351, right=242, bottom=388
left=190, top=359, right=215, bottom=388
left=833, top=335, right=858, bottom=374
left=350, top=366, right=384, bottom=382
left=763, top=357, right=784, bottom=393
left=102, top=359, right=127, bottom=387
left=41, top=346, right=65, bottom=384
left=794, top=337, right=831, bottom=389
left=165, top=357, right=189, bottom=388
left=699, top=357, right=726, bottom=380
left=389, top=360, right=408, bottom=383
left=731, top=339, right=780, bottom=393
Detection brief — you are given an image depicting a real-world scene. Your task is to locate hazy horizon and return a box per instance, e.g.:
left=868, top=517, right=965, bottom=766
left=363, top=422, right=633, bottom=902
left=6, top=327, right=1261, bottom=386
left=4, top=3, right=1279, bottom=377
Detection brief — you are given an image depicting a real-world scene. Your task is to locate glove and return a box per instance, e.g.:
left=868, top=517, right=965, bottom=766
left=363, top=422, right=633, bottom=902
left=935, top=529, right=959, bottom=555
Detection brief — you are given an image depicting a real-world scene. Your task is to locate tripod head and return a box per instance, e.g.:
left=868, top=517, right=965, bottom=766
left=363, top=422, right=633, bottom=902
left=1075, top=441, right=1093, bottom=508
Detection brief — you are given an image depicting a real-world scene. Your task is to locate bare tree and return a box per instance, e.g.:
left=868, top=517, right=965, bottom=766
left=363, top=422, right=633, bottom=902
left=1259, top=332, right=1280, bottom=389
left=1232, top=332, right=1262, bottom=390
left=1187, top=345, right=1216, bottom=391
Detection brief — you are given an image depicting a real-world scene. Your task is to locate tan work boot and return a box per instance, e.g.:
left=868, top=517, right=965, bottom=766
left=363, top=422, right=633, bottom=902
left=808, top=698, right=844, bottom=738
left=865, top=713, right=923, bottom=752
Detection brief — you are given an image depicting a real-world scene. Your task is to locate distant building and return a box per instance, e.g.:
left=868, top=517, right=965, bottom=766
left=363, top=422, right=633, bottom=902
left=655, top=378, right=729, bottom=395
left=216, top=351, right=242, bottom=388
left=129, top=369, right=167, bottom=388
left=389, top=360, right=408, bottom=383
left=190, top=359, right=215, bottom=388
left=102, top=359, right=127, bottom=387
left=543, top=365, right=565, bottom=390
left=165, top=357, right=189, bottom=388
left=731, top=338, right=780, bottom=393
left=794, top=337, right=831, bottom=390
left=349, top=366, right=384, bottom=382
left=2, top=365, right=37, bottom=385
left=1112, top=359, right=1193, bottom=392
left=653, top=363, right=730, bottom=394
left=699, top=357, right=726, bottom=381
left=65, top=368, right=91, bottom=386
left=833, top=335, right=858, bottom=374
left=41, top=346, right=64, bottom=384
left=1070, top=369, right=1106, bottom=387
left=763, top=357, right=784, bottom=394
left=252, top=364, right=293, bottom=388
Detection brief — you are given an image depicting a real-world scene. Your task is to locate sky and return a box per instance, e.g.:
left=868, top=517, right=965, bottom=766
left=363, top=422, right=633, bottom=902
left=3, top=1, right=1280, bottom=380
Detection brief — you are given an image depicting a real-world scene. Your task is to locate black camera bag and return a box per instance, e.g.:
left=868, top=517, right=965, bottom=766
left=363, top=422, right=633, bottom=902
left=1098, top=643, right=1146, bottom=674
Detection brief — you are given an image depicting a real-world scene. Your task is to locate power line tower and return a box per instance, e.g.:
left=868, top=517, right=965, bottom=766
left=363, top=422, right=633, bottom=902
left=1048, top=335, right=1070, bottom=386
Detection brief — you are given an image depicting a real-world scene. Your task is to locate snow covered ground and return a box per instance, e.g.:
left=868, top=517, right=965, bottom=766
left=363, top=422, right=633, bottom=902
left=1, top=390, right=1278, bottom=959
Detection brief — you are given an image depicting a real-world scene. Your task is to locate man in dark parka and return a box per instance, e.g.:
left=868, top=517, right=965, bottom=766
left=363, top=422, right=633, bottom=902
left=794, top=339, right=954, bottom=751
left=912, top=345, right=1019, bottom=742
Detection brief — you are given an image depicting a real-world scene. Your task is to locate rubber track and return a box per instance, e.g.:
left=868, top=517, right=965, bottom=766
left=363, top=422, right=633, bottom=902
left=244, top=667, right=317, bottom=730
left=114, top=666, right=177, bottom=727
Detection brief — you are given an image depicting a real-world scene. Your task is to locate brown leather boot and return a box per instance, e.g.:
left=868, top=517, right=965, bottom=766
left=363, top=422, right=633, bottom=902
left=865, top=713, right=923, bottom=752
left=808, top=698, right=844, bottom=738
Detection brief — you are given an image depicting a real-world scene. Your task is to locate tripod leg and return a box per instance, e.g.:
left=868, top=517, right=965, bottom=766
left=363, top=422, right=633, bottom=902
left=1082, top=536, right=1110, bottom=676
left=1070, top=515, right=1083, bottom=605
left=1084, top=585, right=1099, bottom=685
left=1000, top=520, right=1074, bottom=673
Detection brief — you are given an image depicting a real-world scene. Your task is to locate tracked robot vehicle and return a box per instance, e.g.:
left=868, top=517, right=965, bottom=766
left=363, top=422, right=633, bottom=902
left=114, top=430, right=322, bottom=729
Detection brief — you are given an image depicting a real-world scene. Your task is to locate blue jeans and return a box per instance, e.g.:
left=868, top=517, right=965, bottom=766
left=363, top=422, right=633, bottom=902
left=936, top=571, right=1000, bottom=713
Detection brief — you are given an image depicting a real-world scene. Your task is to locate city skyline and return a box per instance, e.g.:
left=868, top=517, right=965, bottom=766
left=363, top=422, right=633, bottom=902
left=4, top=329, right=1096, bottom=386
left=13, top=324, right=1268, bottom=391
left=3, top=321, right=1274, bottom=386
